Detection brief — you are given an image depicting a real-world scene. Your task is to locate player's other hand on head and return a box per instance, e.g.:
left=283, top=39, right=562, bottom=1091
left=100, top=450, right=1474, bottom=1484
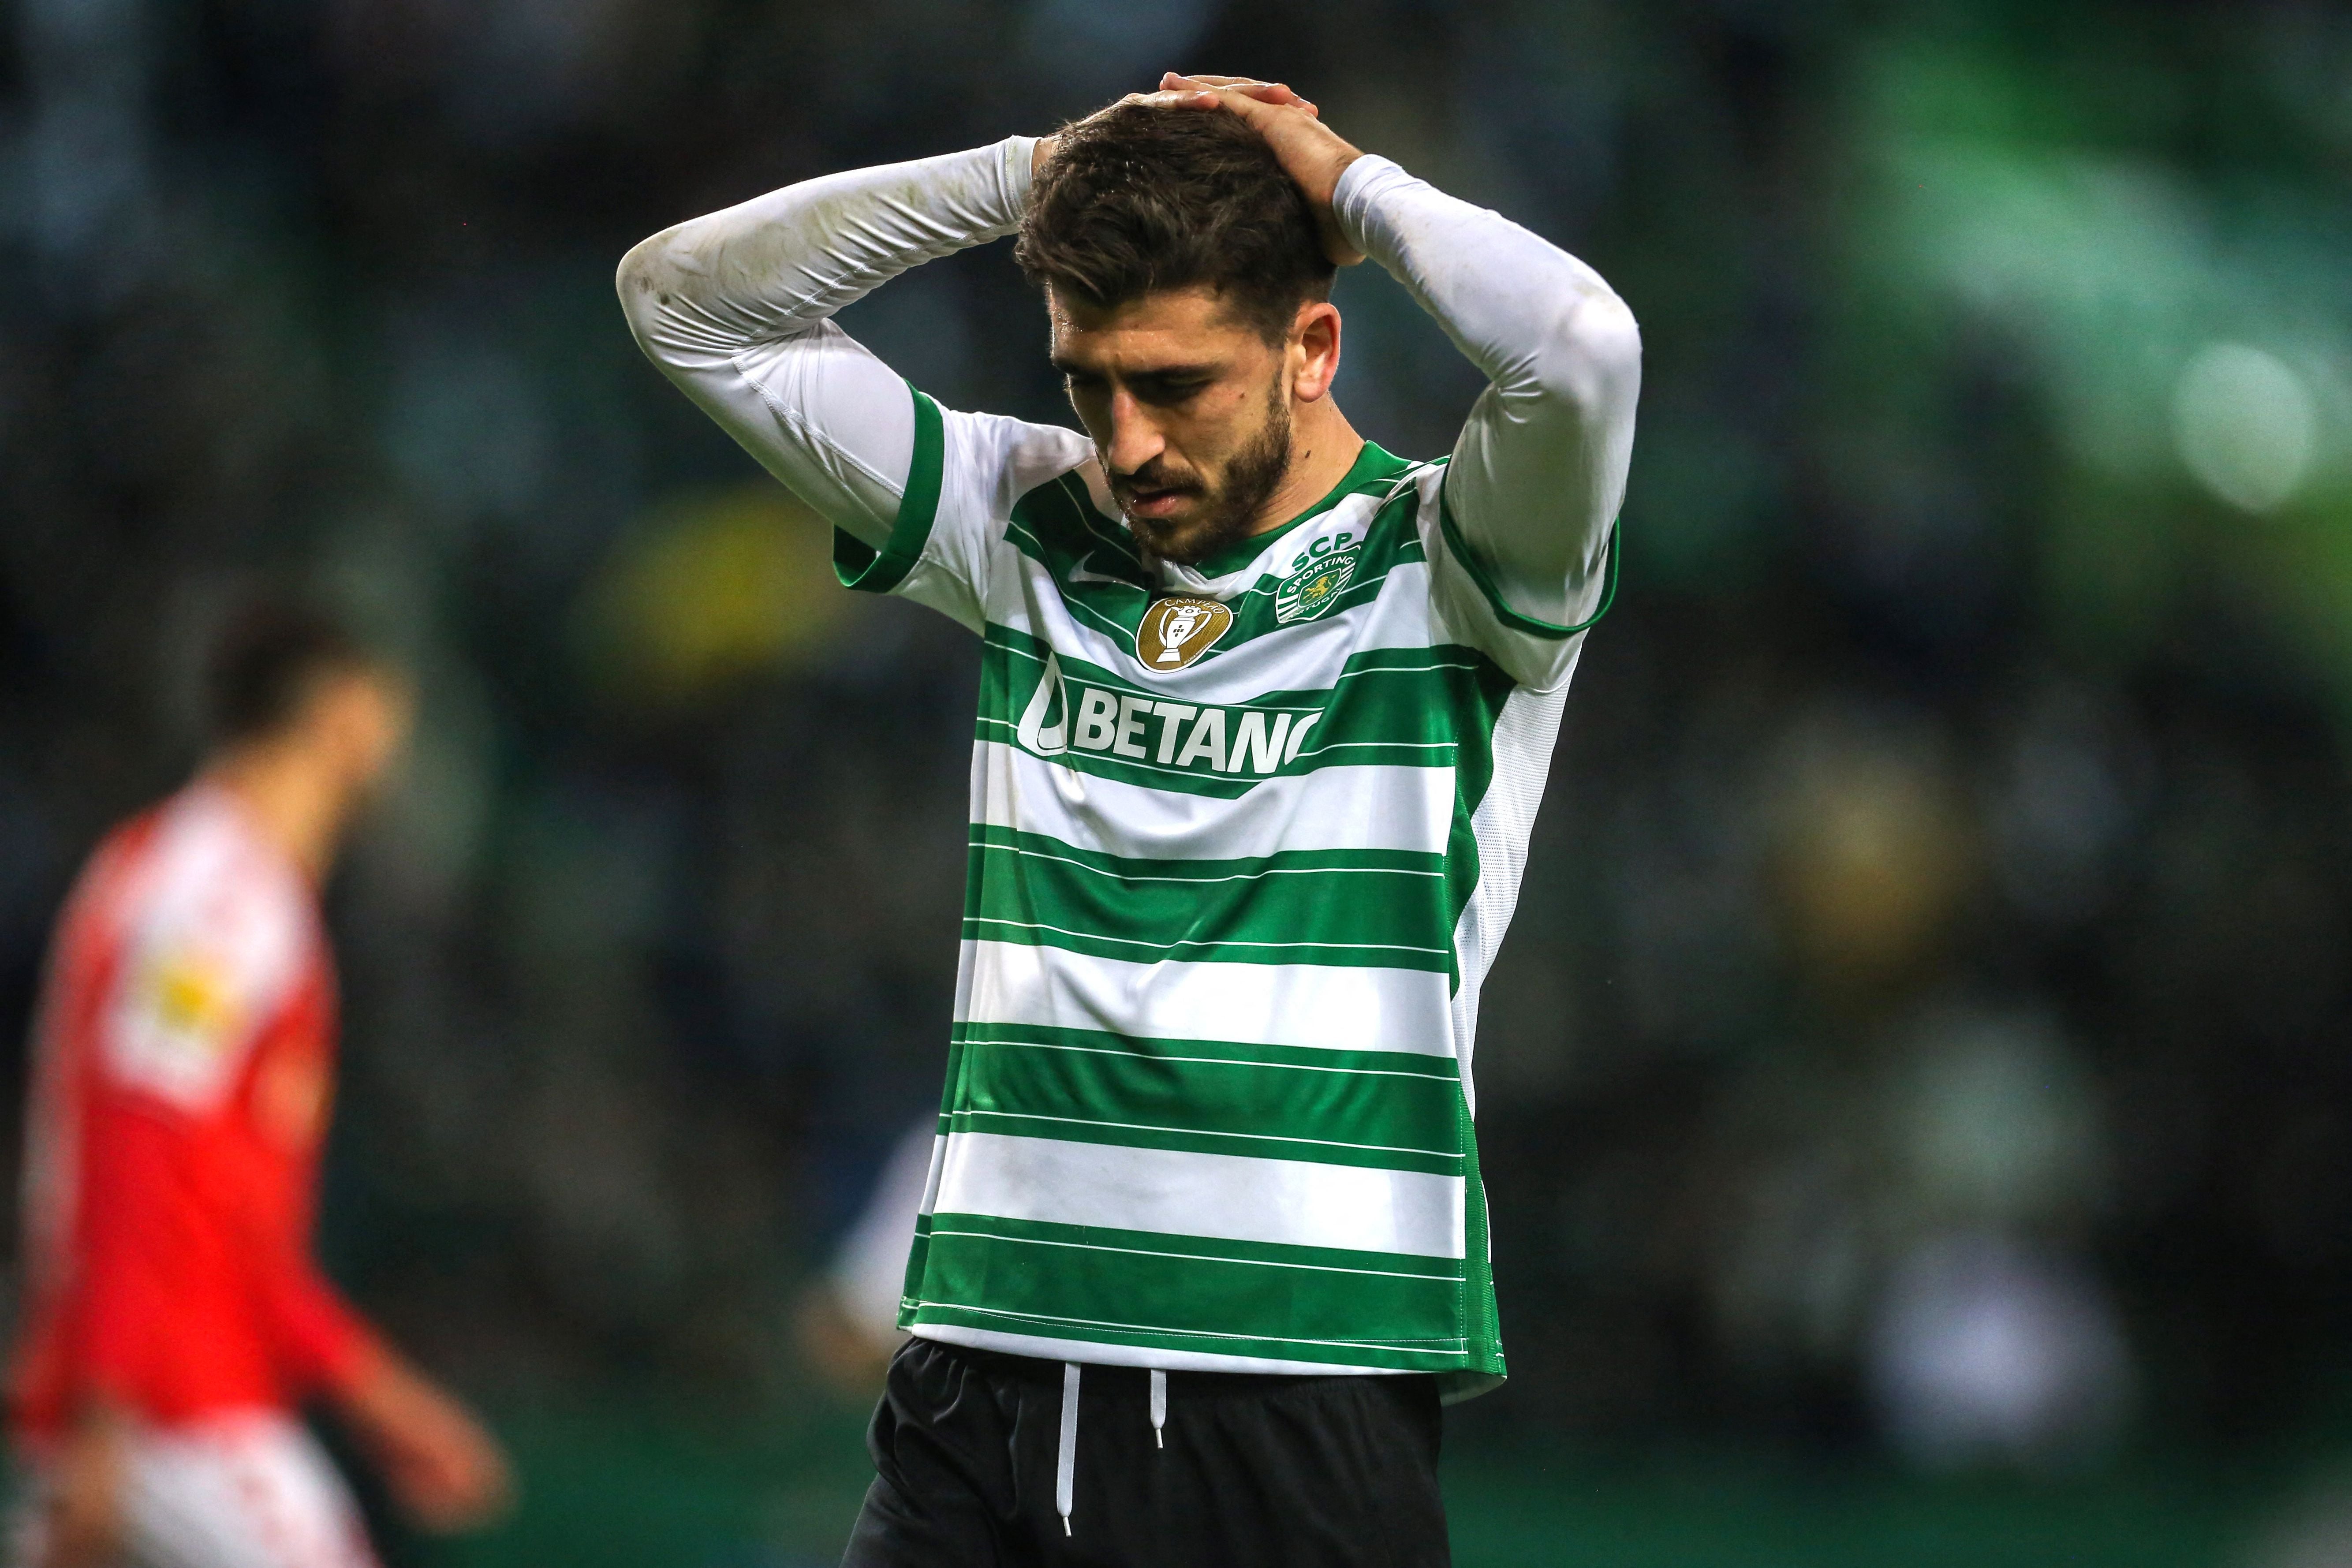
left=1155, top=73, right=1319, bottom=115
left=336, top=1349, right=515, bottom=1533
left=1144, top=71, right=1366, bottom=265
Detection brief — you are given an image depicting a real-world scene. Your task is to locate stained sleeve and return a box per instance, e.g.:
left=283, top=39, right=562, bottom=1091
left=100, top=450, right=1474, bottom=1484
left=1333, top=156, right=1642, bottom=690
left=618, top=138, right=1089, bottom=632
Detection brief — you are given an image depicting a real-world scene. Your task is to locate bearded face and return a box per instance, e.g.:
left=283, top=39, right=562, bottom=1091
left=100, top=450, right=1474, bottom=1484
left=1049, top=284, right=1303, bottom=567
left=1108, top=376, right=1292, bottom=565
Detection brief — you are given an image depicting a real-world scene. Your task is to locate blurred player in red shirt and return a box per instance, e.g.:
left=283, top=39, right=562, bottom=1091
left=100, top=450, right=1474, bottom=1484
left=8, top=602, right=511, bottom=1568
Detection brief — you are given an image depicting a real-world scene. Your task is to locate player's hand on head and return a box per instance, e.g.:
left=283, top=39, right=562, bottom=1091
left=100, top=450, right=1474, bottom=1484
left=1157, top=73, right=1319, bottom=116
left=1039, top=73, right=1366, bottom=265
left=1146, top=72, right=1365, bottom=265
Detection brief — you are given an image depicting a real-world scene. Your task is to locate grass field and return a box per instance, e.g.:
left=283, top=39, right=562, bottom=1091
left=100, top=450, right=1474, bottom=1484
left=405, top=1399, right=2284, bottom=1568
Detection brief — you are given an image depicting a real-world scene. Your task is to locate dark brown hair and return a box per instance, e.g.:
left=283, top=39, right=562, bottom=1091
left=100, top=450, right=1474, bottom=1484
left=1016, top=102, right=1336, bottom=344
left=205, top=597, right=381, bottom=747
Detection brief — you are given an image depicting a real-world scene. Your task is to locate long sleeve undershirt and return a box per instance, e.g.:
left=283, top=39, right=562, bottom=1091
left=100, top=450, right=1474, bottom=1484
left=618, top=134, right=1639, bottom=637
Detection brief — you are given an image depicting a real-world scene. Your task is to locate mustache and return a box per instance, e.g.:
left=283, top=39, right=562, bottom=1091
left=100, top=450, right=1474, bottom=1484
left=1110, top=462, right=1201, bottom=495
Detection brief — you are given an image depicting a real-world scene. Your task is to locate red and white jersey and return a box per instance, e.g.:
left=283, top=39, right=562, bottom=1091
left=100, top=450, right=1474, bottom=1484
left=10, top=783, right=377, bottom=1439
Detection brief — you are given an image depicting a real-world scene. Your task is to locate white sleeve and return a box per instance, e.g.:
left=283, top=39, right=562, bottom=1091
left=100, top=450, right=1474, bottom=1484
left=1334, top=156, right=1641, bottom=690
left=618, top=137, right=1086, bottom=631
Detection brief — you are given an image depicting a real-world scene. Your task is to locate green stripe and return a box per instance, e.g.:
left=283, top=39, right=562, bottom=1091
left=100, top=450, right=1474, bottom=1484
left=923, top=1213, right=1463, bottom=1280
left=833, top=385, right=945, bottom=594
left=949, top=1022, right=1461, bottom=1080
left=903, top=1213, right=1473, bottom=1370
left=1458, top=1083, right=1502, bottom=1381
left=1436, top=474, right=1619, bottom=639
left=968, top=825, right=1442, bottom=883
left=943, top=1025, right=1466, bottom=1174
left=1439, top=656, right=1521, bottom=991
left=965, top=825, right=1453, bottom=973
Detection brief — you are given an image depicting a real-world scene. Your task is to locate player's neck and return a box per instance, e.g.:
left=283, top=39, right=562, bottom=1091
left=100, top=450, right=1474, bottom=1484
left=1247, top=397, right=1363, bottom=538
left=205, top=742, right=348, bottom=885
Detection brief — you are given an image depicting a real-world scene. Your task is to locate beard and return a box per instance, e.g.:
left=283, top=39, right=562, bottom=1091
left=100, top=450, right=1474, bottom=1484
left=1115, top=383, right=1293, bottom=567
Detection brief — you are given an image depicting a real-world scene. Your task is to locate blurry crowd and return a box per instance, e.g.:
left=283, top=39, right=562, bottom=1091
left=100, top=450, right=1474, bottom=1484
left=4, top=0, right=2351, bottom=1473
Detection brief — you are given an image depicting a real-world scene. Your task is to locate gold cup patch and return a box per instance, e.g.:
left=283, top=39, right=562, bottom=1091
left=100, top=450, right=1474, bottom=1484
left=1136, top=596, right=1233, bottom=671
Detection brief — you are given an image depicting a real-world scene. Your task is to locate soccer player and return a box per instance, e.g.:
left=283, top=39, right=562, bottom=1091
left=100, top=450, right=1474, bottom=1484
left=620, top=73, right=1639, bottom=1566
left=9, top=603, right=511, bottom=1567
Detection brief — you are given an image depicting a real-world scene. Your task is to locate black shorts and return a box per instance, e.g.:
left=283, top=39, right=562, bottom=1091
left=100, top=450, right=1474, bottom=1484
left=841, top=1337, right=1452, bottom=1568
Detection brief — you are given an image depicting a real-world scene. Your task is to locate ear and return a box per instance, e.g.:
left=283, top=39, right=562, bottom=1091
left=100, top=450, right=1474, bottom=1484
left=1290, top=301, right=1342, bottom=403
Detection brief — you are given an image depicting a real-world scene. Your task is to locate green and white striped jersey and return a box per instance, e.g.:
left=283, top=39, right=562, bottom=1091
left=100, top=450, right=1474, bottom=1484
left=621, top=137, right=1640, bottom=1401
left=835, top=399, right=1608, bottom=1397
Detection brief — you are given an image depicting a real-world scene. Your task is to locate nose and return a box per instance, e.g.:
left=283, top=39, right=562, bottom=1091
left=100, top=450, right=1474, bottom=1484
left=1103, top=389, right=1165, bottom=477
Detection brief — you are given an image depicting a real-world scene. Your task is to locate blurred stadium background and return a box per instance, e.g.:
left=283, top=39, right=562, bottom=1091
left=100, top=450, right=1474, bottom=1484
left=6, top=0, right=2352, bottom=1562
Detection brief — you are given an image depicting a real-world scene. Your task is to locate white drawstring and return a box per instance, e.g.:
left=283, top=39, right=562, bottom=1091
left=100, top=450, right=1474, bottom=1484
left=1057, top=1363, right=1080, bottom=1535
left=1149, top=1370, right=1167, bottom=1449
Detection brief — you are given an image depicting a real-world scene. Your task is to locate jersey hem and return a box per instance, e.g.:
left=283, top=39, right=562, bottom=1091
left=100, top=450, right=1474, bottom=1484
left=907, top=1326, right=1505, bottom=1403
left=907, top=1323, right=1415, bottom=1379
left=833, top=383, right=946, bottom=594
left=1435, top=475, right=1619, bottom=640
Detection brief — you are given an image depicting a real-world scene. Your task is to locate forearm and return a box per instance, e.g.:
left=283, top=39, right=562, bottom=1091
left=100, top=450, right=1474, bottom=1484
left=618, top=138, right=1036, bottom=543
left=1334, top=157, right=1640, bottom=624
left=328, top=1338, right=514, bottom=1533
left=620, top=137, right=1035, bottom=357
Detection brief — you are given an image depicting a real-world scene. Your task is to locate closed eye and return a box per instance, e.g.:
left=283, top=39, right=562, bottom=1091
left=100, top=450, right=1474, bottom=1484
left=1129, top=374, right=1214, bottom=405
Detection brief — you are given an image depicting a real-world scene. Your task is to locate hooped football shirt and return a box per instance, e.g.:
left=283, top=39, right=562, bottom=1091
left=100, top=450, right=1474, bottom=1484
left=841, top=406, right=1610, bottom=1399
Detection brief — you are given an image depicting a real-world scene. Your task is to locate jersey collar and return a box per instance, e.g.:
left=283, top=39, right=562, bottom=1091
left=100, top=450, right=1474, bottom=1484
left=1161, top=440, right=1412, bottom=591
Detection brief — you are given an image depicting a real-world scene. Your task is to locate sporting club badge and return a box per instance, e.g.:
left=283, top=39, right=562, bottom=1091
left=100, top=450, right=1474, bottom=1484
left=1137, top=596, right=1233, bottom=671
left=1273, top=540, right=1362, bottom=624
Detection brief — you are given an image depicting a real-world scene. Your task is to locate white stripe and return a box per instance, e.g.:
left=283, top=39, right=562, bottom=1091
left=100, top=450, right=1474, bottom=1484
left=981, top=836, right=1447, bottom=885
left=952, top=1107, right=1457, bottom=1161
left=973, top=742, right=1454, bottom=861
left=919, top=1302, right=1461, bottom=1356
left=986, top=549, right=1444, bottom=706
left=931, top=1131, right=1467, bottom=1258
left=911, top=1322, right=1417, bottom=1378
left=961, top=915, right=1450, bottom=960
left=955, top=939, right=1459, bottom=1057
